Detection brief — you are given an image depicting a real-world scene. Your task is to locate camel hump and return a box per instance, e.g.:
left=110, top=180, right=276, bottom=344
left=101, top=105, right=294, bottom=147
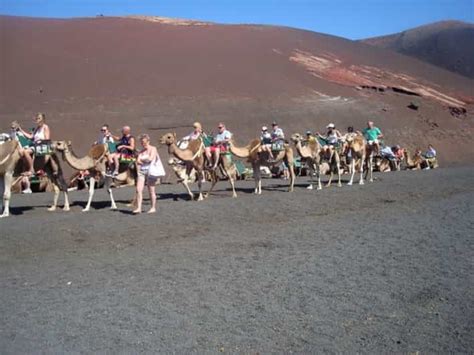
left=187, top=139, right=203, bottom=153
left=249, top=138, right=260, bottom=148
left=88, top=144, right=108, bottom=160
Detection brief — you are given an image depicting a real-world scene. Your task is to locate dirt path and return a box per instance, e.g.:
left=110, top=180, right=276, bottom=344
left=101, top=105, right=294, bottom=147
left=1, top=167, right=473, bottom=353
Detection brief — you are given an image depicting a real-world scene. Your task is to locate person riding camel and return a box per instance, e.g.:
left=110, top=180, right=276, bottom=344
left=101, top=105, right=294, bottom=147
left=183, top=121, right=203, bottom=142
left=341, top=126, right=357, bottom=163
left=95, top=124, right=119, bottom=173
left=267, top=122, right=285, bottom=162
left=317, top=123, right=342, bottom=158
left=304, top=130, right=317, bottom=145
left=423, top=144, right=438, bottom=169
left=16, top=113, right=51, bottom=176
left=108, top=125, right=136, bottom=176
left=205, top=122, right=232, bottom=170
left=258, top=125, right=274, bottom=160
left=362, top=121, right=383, bottom=154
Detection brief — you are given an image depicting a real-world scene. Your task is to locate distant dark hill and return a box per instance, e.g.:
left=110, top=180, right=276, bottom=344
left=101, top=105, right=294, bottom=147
left=0, top=15, right=473, bottom=166
left=362, top=21, right=474, bottom=79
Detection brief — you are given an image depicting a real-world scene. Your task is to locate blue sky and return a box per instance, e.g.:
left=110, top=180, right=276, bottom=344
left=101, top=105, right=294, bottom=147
left=1, top=0, right=473, bottom=39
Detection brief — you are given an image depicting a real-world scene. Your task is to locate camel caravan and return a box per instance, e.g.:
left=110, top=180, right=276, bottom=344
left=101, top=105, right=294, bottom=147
left=0, top=115, right=439, bottom=217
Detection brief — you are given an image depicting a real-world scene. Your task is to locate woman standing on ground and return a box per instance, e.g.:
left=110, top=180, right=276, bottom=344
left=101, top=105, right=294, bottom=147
left=133, top=134, right=165, bottom=214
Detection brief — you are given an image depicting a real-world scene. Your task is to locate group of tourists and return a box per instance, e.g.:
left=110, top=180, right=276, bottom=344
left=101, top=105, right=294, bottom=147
left=4, top=113, right=439, bottom=214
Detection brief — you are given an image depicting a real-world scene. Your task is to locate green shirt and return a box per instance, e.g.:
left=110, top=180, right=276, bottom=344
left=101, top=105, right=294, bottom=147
left=363, top=127, right=382, bottom=141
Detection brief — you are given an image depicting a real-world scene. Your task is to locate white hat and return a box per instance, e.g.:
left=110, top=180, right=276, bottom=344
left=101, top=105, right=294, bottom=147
left=327, top=123, right=335, bottom=129
left=262, top=126, right=268, bottom=131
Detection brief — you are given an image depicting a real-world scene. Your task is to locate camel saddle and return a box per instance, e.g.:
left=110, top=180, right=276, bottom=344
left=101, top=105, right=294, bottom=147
left=88, top=144, right=108, bottom=161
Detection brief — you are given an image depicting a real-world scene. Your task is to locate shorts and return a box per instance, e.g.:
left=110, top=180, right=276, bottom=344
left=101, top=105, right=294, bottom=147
left=210, top=144, right=227, bottom=153
left=138, top=170, right=159, bottom=185
left=367, top=139, right=379, bottom=145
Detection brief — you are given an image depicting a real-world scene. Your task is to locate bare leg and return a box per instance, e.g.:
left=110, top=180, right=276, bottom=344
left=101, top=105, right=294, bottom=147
left=204, top=148, right=212, bottom=167
left=23, top=150, right=34, bottom=174
left=113, top=154, right=119, bottom=174
left=133, top=176, right=145, bottom=213
left=147, top=181, right=156, bottom=213
left=212, top=149, right=220, bottom=169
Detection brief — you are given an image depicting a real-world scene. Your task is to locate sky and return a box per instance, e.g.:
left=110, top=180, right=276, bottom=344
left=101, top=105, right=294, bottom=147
left=1, top=0, right=473, bottom=39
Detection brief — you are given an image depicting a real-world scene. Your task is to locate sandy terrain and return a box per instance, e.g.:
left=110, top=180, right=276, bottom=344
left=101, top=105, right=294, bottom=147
left=1, top=167, right=473, bottom=353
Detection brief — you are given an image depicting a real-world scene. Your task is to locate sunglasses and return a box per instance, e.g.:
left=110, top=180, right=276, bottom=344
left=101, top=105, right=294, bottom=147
left=218, top=126, right=224, bottom=129
left=101, top=129, right=107, bottom=132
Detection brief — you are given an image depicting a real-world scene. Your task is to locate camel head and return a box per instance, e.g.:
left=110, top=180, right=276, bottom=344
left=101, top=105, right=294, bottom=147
left=290, top=133, right=303, bottom=143
left=51, top=140, right=72, bottom=152
left=160, top=132, right=177, bottom=146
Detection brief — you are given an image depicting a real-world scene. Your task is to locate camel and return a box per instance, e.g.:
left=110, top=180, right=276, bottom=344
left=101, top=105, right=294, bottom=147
left=160, top=133, right=237, bottom=200
left=319, top=145, right=342, bottom=188
left=52, top=141, right=136, bottom=211
left=1, top=139, right=70, bottom=217
left=0, top=140, right=22, bottom=217
left=374, top=156, right=391, bottom=172
left=229, top=138, right=295, bottom=194
left=290, top=133, right=322, bottom=190
left=403, top=149, right=425, bottom=170
left=343, top=133, right=366, bottom=185
left=364, top=141, right=378, bottom=182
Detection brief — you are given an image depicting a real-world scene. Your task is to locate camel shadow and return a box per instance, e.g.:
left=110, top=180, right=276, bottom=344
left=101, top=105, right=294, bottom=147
left=8, top=206, right=35, bottom=216
left=158, top=192, right=194, bottom=201
left=72, top=200, right=131, bottom=210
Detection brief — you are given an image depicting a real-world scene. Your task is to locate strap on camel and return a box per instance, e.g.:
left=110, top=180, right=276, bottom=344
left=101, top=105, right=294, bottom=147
left=249, top=142, right=261, bottom=154
left=191, top=140, right=205, bottom=160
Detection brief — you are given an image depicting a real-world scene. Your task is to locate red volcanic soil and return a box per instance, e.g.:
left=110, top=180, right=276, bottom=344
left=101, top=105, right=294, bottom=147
left=362, top=21, right=474, bottom=79
left=1, top=15, right=473, bottom=165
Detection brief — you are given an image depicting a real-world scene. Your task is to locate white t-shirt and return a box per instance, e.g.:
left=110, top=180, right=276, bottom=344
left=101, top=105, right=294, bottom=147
left=215, top=130, right=232, bottom=144
left=271, top=127, right=284, bottom=140
left=97, top=134, right=115, bottom=145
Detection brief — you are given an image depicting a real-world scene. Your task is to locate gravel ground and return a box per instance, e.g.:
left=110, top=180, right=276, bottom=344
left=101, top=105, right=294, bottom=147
left=1, top=167, right=473, bottom=353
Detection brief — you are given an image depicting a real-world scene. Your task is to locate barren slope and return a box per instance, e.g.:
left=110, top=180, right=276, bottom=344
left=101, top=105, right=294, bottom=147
left=362, top=21, right=474, bottom=79
left=1, top=15, right=473, bottom=165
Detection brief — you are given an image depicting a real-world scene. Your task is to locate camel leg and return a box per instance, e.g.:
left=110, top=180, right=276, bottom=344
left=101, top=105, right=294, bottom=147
left=182, top=178, right=194, bottom=200
left=369, top=153, right=374, bottom=182
left=1, top=172, right=13, bottom=218
left=48, top=183, right=60, bottom=211
left=359, top=157, right=365, bottom=185
left=106, top=177, right=117, bottom=210
left=62, top=190, right=70, bottom=211
left=326, top=151, right=334, bottom=187
left=327, top=170, right=333, bottom=187
left=316, top=161, right=322, bottom=190
left=83, top=176, right=96, bottom=212
left=336, top=158, right=342, bottom=187
left=253, top=162, right=262, bottom=194
left=227, top=165, right=237, bottom=198
left=197, top=169, right=204, bottom=201
left=347, top=158, right=355, bottom=185
left=205, top=171, right=218, bottom=199
left=288, top=163, right=295, bottom=192
left=306, top=163, right=314, bottom=190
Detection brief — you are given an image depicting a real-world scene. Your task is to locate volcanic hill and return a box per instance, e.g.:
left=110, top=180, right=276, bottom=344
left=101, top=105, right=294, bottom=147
left=362, top=21, right=474, bottom=79
left=1, top=15, right=473, bottom=165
